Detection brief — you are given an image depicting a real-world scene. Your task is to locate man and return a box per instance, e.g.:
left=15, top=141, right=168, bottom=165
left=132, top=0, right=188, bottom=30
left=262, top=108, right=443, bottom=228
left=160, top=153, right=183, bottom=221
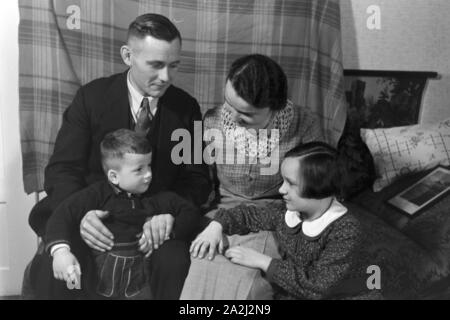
left=27, top=13, right=210, bottom=299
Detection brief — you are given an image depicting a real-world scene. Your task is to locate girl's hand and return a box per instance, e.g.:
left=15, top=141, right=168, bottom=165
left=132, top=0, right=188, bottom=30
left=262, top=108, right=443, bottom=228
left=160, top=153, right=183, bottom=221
left=190, top=221, right=227, bottom=260
left=225, top=246, right=272, bottom=272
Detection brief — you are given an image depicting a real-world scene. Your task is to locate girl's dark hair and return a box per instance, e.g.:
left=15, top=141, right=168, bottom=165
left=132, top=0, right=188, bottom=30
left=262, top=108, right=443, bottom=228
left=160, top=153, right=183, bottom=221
left=127, top=13, right=181, bottom=44
left=227, top=54, right=287, bottom=111
left=285, top=141, right=341, bottom=199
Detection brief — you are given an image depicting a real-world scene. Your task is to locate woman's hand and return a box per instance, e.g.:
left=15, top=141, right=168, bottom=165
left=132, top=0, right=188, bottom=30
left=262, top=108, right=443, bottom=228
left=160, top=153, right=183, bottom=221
left=80, top=210, right=114, bottom=252
left=190, top=221, right=226, bottom=260
left=225, top=246, right=272, bottom=272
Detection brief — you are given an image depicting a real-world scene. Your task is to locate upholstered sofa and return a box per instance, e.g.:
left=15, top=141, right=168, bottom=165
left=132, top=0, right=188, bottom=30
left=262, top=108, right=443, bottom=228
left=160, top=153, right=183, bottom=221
left=347, top=169, right=450, bottom=299
left=339, top=119, right=450, bottom=299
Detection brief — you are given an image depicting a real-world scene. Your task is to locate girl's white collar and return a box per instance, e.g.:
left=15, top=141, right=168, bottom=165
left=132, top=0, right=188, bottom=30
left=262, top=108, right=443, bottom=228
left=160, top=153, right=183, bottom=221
left=284, top=198, right=347, bottom=237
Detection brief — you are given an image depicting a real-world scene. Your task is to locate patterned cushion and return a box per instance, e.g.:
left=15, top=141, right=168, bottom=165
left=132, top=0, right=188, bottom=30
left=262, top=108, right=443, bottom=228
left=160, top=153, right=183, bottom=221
left=361, top=118, right=450, bottom=192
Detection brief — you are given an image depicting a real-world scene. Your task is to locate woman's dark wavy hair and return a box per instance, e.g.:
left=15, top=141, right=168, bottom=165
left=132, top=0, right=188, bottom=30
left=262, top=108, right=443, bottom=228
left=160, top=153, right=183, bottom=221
left=285, top=141, right=342, bottom=199
left=227, top=54, right=287, bottom=111
left=127, top=13, right=181, bottom=44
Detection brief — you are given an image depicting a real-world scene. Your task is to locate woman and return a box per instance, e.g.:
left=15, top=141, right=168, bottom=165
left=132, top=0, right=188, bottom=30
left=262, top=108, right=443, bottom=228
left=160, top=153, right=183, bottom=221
left=180, top=54, right=324, bottom=299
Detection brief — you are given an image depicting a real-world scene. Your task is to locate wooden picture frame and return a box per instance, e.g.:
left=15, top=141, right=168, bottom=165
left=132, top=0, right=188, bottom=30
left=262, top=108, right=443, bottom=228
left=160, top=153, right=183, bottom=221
left=343, top=70, right=438, bottom=130
left=387, top=166, right=450, bottom=217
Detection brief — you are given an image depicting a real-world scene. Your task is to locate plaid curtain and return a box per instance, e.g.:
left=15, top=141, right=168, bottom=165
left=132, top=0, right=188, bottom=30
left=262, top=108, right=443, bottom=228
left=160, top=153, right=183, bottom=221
left=19, top=0, right=346, bottom=194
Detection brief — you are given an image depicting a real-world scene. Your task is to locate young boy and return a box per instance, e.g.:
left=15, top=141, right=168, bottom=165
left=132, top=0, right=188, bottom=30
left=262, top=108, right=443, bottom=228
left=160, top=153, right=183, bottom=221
left=190, top=141, right=381, bottom=300
left=45, top=129, right=202, bottom=299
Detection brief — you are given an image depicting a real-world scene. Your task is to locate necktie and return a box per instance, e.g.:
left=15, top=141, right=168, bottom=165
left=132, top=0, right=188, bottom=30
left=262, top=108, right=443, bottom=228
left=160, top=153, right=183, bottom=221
left=135, top=97, right=153, bottom=134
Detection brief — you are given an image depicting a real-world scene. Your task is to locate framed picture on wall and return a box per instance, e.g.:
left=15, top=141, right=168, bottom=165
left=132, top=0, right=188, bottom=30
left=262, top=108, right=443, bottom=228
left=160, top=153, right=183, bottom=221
left=387, top=166, right=450, bottom=217
left=343, top=70, right=438, bottom=131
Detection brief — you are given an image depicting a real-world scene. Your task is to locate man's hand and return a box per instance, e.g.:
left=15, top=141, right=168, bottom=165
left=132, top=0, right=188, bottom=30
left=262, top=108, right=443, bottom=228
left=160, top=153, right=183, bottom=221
left=190, top=221, right=227, bottom=260
left=52, top=248, right=81, bottom=282
left=80, top=210, right=114, bottom=252
left=140, top=214, right=174, bottom=254
left=225, top=246, right=272, bottom=272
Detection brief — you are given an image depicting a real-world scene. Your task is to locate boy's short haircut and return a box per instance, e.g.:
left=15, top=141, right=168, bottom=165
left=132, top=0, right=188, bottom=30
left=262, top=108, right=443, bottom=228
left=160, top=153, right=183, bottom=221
left=227, top=54, right=287, bottom=111
left=285, top=141, right=340, bottom=199
left=100, top=129, right=152, bottom=173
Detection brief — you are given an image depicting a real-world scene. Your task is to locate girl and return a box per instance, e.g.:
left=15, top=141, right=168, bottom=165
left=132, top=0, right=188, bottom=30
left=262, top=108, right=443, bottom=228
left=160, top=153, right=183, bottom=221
left=190, top=141, right=379, bottom=299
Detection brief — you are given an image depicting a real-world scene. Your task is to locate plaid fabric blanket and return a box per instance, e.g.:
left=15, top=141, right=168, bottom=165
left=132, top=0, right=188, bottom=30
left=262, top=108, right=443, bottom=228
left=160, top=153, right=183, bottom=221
left=19, top=0, right=346, bottom=193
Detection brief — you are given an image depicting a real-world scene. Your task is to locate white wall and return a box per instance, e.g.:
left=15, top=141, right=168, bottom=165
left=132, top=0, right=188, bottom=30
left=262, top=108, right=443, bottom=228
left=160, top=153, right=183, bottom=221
left=341, top=0, right=450, bottom=124
left=0, top=0, right=37, bottom=296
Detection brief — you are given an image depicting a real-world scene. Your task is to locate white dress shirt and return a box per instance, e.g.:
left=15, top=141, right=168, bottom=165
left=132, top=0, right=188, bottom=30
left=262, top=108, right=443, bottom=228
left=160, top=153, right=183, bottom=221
left=127, top=71, right=158, bottom=122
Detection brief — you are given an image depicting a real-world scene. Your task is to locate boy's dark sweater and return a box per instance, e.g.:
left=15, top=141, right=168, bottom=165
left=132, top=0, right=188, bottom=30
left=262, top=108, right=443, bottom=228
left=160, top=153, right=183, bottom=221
left=45, top=180, right=202, bottom=252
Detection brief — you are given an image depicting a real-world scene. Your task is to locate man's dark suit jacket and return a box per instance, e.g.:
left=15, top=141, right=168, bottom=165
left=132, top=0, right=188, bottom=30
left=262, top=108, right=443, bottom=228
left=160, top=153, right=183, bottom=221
left=29, top=71, right=211, bottom=236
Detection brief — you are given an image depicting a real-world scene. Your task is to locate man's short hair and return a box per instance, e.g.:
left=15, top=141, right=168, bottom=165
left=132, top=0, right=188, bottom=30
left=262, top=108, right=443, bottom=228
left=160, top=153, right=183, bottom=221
left=227, top=54, right=287, bottom=111
left=127, top=13, right=181, bottom=44
left=100, top=129, right=152, bottom=172
left=285, top=141, right=340, bottom=199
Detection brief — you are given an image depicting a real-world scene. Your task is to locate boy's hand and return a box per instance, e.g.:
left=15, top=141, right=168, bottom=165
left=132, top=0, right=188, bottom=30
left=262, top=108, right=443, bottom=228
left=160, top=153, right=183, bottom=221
left=140, top=214, right=174, bottom=252
left=80, top=210, right=114, bottom=252
left=190, top=221, right=227, bottom=260
left=137, top=232, right=153, bottom=258
left=225, top=246, right=272, bottom=272
left=52, top=248, right=82, bottom=282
